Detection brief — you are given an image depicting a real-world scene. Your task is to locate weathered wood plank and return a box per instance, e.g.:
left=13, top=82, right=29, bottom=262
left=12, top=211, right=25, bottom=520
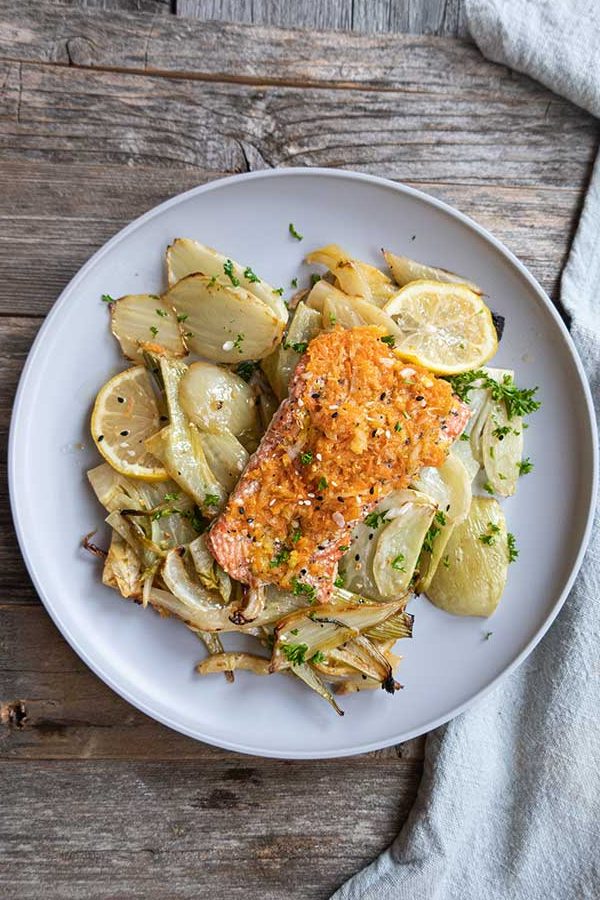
left=0, top=758, right=419, bottom=899
left=0, top=602, right=425, bottom=763
left=176, top=0, right=353, bottom=30
left=0, top=61, right=595, bottom=194
left=0, top=3, right=564, bottom=95
left=0, top=161, right=587, bottom=319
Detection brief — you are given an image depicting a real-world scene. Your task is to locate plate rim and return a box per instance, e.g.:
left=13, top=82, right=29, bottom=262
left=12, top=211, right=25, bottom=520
left=9, top=167, right=598, bottom=759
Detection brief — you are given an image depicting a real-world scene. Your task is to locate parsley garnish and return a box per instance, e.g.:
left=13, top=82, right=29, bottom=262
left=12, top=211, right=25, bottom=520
left=459, top=432, right=470, bottom=442
left=483, top=631, right=493, bottom=641
left=364, top=510, right=389, bottom=529
left=293, top=341, right=308, bottom=353
left=291, top=277, right=298, bottom=288
left=443, top=554, right=450, bottom=568
left=176, top=313, right=188, bottom=323
left=289, top=223, right=303, bottom=241
left=243, top=266, right=260, bottom=283
left=447, top=370, right=540, bottom=419
left=317, top=476, right=328, bottom=491
left=422, top=511, right=447, bottom=554
left=483, top=481, right=495, bottom=495
left=290, top=628, right=299, bottom=636
left=208, top=275, right=217, bottom=287
left=310, top=274, right=321, bottom=287
left=223, top=259, right=240, bottom=287
left=394, top=422, right=403, bottom=432
left=155, top=308, right=168, bottom=318
left=182, top=507, right=205, bottom=532
left=164, top=492, right=180, bottom=502
left=300, top=451, right=313, bottom=465
left=518, top=457, right=533, bottom=475
left=101, top=293, right=114, bottom=304
left=233, top=333, right=244, bottom=352
left=291, top=578, right=317, bottom=603
left=273, top=287, right=284, bottom=296
left=310, top=651, right=325, bottom=665
left=338, top=545, right=349, bottom=553
left=391, top=554, right=406, bottom=572
left=149, top=325, right=158, bottom=337
left=291, top=528, right=302, bottom=544
left=329, top=312, right=337, bottom=326
left=270, top=547, right=291, bottom=568
left=479, top=521, right=500, bottom=545
left=282, top=642, right=308, bottom=665
left=151, top=507, right=175, bottom=521
left=236, top=360, right=258, bottom=382
left=334, top=574, right=344, bottom=588
left=380, top=334, right=396, bottom=347
left=492, top=424, right=511, bottom=440
left=507, top=532, right=519, bottom=563
left=204, top=493, right=220, bottom=508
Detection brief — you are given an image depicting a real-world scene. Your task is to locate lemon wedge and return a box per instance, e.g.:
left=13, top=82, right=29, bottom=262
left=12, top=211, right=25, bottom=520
left=383, top=280, right=497, bottom=374
left=91, top=366, right=167, bottom=480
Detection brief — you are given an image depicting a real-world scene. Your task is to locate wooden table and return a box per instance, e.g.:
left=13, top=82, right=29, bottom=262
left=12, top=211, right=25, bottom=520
left=0, top=2, right=597, bottom=897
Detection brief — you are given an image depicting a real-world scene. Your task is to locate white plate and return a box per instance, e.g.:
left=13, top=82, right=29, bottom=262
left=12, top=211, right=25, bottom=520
left=9, top=169, right=597, bottom=759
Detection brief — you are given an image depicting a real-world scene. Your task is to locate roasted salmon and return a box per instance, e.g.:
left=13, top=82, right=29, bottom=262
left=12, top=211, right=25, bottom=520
left=207, top=326, right=469, bottom=603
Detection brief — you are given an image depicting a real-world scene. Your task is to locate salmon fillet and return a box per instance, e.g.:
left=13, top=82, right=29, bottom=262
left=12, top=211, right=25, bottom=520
left=206, top=326, right=469, bottom=602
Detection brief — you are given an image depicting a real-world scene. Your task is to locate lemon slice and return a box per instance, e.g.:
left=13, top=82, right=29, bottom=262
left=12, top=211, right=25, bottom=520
left=383, top=280, right=497, bottom=374
left=91, top=366, right=167, bottom=480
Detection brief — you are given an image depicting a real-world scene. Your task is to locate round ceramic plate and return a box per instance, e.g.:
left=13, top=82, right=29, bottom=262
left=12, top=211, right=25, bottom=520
left=9, top=169, right=597, bottom=759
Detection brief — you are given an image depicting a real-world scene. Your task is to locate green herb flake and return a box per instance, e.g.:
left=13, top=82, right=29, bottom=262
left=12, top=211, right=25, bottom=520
left=310, top=274, right=321, bottom=287
left=236, top=360, right=258, bottom=382
left=443, top=554, right=450, bottom=569
left=291, top=277, right=298, bottom=288
left=289, top=222, right=303, bottom=241
left=155, top=308, right=168, bottom=318
left=328, top=312, right=337, bottom=326
left=483, top=631, right=493, bottom=641
left=300, top=451, right=313, bottom=465
left=364, top=510, right=389, bottom=529
left=459, top=433, right=470, bottom=442
left=176, top=313, right=189, bottom=323
left=479, top=522, right=500, bottom=546
left=317, top=476, right=328, bottom=491
left=291, top=528, right=302, bottom=544
left=282, top=642, right=308, bottom=665
left=291, top=341, right=308, bottom=354
left=270, top=547, right=291, bottom=568
left=507, top=532, right=519, bottom=563
left=518, top=457, right=534, bottom=475
left=447, top=370, right=540, bottom=418
left=223, top=259, right=240, bottom=287
left=233, top=333, right=244, bottom=352
left=208, top=275, right=217, bottom=287
left=395, top=422, right=403, bottom=433
left=483, top=481, right=495, bottom=495
left=334, top=574, right=344, bottom=588
left=380, top=334, right=396, bottom=347
left=243, top=266, right=260, bottom=283
left=204, top=493, right=220, bottom=508
left=101, top=293, right=115, bottom=304
left=310, top=651, right=325, bottom=665
left=391, top=554, right=406, bottom=572
left=290, top=628, right=299, bottom=636
left=492, top=424, right=511, bottom=440
left=149, top=325, right=159, bottom=337
left=291, top=578, right=317, bottom=603
left=273, top=287, right=285, bottom=296
left=164, top=492, right=180, bottom=502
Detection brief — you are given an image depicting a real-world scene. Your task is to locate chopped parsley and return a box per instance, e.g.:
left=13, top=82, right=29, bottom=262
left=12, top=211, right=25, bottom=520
left=395, top=422, right=403, bottom=433
left=334, top=574, right=344, bottom=588
left=291, top=277, right=298, bottom=288
left=507, top=532, right=519, bottom=563
left=273, top=287, right=284, bottom=296
left=483, top=481, right=495, bottom=495
left=270, top=547, right=291, bottom=568
left=364, top=510, right=389, bottom=529
left=380, top=334, right=396, bottom=347
left=176, top=313, right=189, bottom=323
left=149, top=325, right=159, bottom=337
left=329, top=312, right=337, bottom=326
left=291, top=528, right=302, bottom=544
left=492, top=424, right=511, bottom=440
left=391, top=554, right=406, bottom=572
left=223, top=259, right=240, bottom=286
left=422, top=511, right=447, bottom=554
left=479, top=521, right=501, bottom=545
left=101, top=293, right=115, bottom=303
left=459, top=433, right=470, bottom=442
left=317, top=476, right=328, bottom=491
left=243, top=266, right=260, bottom=283
left=204, top=493, right=220, bottom=508
left=151, top=507, right=175, bottom=521
left=310, top=651, right=325, bottom=665
left=289, top=222, right=303, bottom=241
left=236, top=360, right=258, bottom=382
left=285, top=341, right=308, bottom=354
left=163, top=491, right=180, bottom=502
left=338, top=545, right=349, bottom=553
left=443, top=554, right=450, bottom=568
left=282, top=642, right=308, bottom=665
left=310, top=274, right=321, bottom=287
left=518, top=457, right=534, bottom=475
left=447, top=370, right=540, bottom=419
left=233, top=333, right=244, bottom=352
left=155, top=308, right=168, bottom=318
left=183, top=507, right=205, bottom=532
left=291, top=578, right=317, bottom=603
left=300, top=451, right=313, bottom=465
left=290, top=628, right=299, bottom=636
left=208, top=275, right=217, bottom=287
left=483, top=631, right=493, bottom=641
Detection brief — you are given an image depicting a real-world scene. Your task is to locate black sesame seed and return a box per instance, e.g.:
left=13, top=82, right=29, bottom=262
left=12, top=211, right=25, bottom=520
left=371, top=429, right=377, bottom=438
left=247, top=516, right=254, bottom=524
left=238, top=506, right=245, bottom=515
left=311, top=392, right=321, bottom=399
left=120, top=430, right=129, bottom=436
left=368, top=533, right=374, bottom=540
left=300, top=568, right=307, bottom=575
left=337, top=496, right=344, bottom=503
left=331, top=412, right=338, bottom=419
left=117, top=396, right=124, bottom=403
left=354, top=554, right=360, bottom=561
left=380, top=392, right=386, bottom=401
left=416, top=395, right=424, bottom=401
left=369, top=486, right=374, bottom=495
left=159, top=415, right=168, bottom=422
left=97, top=435, right=104, bottom=442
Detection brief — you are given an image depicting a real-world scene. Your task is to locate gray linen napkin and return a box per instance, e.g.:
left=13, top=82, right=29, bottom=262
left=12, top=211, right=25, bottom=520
left=332, top=2, right=600, bottom=897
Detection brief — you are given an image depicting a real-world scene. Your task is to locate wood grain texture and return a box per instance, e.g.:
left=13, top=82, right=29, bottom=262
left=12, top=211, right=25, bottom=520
left=176, top=0, right=468, bottom=36
left=0, top=758, right=420, bottom=899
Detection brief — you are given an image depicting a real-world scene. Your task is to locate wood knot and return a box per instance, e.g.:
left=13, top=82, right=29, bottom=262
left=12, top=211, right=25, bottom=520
left=1, top=700, right=28, bottom=729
